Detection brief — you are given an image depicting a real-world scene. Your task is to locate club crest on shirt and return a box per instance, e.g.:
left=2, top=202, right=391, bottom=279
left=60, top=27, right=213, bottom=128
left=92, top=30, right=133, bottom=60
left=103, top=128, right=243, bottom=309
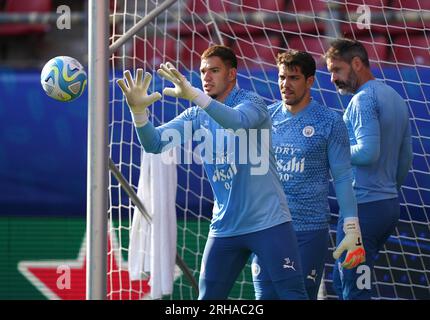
left=302, top=125, right=315, bottom=137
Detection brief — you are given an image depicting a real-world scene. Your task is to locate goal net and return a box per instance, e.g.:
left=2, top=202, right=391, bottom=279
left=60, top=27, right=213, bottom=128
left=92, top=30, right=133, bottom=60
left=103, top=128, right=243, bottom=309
left=108, top=0, right=430, bottom=300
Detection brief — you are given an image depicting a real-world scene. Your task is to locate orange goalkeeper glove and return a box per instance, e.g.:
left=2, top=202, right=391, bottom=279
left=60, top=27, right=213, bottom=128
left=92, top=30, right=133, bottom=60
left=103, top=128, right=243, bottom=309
left=333, top=217, right=366, bottom=269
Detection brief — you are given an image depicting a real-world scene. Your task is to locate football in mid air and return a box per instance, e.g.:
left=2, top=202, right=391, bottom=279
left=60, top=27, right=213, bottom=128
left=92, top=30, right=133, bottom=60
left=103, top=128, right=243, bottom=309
left=40, top=56, right=87, bottom=102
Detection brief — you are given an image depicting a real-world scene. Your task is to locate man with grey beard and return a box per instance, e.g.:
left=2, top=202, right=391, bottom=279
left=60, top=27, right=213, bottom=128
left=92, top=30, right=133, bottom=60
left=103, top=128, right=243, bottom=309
left=324, top=38, right=413, bottom=300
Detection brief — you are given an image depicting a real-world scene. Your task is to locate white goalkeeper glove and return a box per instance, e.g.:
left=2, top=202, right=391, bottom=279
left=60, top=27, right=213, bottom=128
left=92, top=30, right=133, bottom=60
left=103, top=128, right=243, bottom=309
left=116, top=69, right=161, bottom=127
left=333, top=217, right=366, bottom=269
left=157, top=62, right=212, bottom=108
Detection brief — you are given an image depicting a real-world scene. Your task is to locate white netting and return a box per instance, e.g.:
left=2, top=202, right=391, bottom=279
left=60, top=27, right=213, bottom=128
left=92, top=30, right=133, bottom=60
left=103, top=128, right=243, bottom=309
left=108, top=0, right=430, bottom=300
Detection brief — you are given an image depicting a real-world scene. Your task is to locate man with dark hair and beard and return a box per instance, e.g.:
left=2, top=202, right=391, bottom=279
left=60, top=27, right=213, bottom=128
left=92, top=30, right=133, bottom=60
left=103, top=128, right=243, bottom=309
left=252, top=49, right=365, bottom=300
left=324, top=38, right=413, bottom=300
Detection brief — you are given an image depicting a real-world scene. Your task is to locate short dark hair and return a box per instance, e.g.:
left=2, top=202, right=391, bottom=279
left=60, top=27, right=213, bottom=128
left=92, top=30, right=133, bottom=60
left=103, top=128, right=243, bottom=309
left=324, top=38, right=370, bottom=67
left=201, top=45, right=238, bottom=69
left=276, top=49, right=316, bottom=79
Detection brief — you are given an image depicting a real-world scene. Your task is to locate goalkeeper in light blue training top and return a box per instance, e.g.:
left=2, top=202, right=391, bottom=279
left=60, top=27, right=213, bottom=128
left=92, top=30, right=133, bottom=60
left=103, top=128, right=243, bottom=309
left=325, top=39, right=413, bottom=300
left=252, top=50, right=365, bottom=300
left=117, top=45, right=308, bottom=300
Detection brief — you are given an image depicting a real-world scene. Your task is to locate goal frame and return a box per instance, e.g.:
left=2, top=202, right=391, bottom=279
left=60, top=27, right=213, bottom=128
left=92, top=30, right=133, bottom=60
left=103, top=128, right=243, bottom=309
left=87, top=0, right=200, bottom=300
left=86, top=0, right=109, bottom=300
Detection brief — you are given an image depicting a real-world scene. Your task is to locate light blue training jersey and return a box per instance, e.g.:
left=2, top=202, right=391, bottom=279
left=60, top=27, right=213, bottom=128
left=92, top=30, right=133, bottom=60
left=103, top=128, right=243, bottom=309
left=344, top=80, right=413, bottom=204
left=136, top=87, right=291, bottom=237
left=269, top=99, right=356, bottom=232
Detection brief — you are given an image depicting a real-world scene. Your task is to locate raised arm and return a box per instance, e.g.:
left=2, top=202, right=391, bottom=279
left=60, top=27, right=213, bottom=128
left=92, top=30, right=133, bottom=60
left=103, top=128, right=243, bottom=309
left=116, top=69, right=161, bottom=127
left=117, top=69, right=195, bottom=154
left=157, top=62, right=267, bottom=130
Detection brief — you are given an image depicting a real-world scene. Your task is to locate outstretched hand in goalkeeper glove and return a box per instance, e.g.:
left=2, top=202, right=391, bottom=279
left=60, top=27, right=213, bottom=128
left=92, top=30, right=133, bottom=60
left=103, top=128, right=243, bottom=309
left=157, top=62, right=212, bottom=108
left=116, top=69, right=161, bottom=126
left=333, top=217, right=366, bottom=269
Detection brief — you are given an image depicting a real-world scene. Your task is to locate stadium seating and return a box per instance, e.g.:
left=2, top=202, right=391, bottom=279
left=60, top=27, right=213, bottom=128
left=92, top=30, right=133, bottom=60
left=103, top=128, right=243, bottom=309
left=360, top=35, right=390, bottom=63
left=337, top=0, right=389, bottom=10
left=180, top=0, right=232, bottom=37
left=390, top=0, right=430, bottom=10
left=336, top=29, right=391, bottom=65
left=233, top=0, right=286, bottom=33
left=392, top=35, right=430, bottom=66
left=233, top=35, right=281, bottom=69
left=287, top=0, right=327, bottom=13
left=186, top=0, right=230, bottom=14
left=390, top=0, right=430, bottom=30
left=286, top=35, right=328, bottom=65
left=240, top=0, right=286, bottom=11
left=337, top=0, right=389, bottom=36
left=283, top=0, right=327, bottom=34
left=0, top=0, right=52, bottom=36
left=134, top=37, right=177, bottom=69
left=180, top=35, right=219, bottom=69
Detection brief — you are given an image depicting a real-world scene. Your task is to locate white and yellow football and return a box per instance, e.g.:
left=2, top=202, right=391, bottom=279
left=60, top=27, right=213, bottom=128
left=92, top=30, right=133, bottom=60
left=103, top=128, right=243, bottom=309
left=40, top=56, right=87, bottom=102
